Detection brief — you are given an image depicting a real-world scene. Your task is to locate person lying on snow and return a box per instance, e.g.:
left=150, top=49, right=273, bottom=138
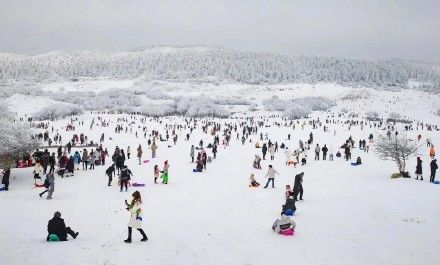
left=47, top=211, right=78, bottom=241
left=272, top=214, right=296, bottom=233
left=249, top=173, right=260, bottom=187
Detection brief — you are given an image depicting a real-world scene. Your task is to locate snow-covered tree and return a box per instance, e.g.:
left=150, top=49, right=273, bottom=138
left=33, top=104, right=83, bottom=120
left=375, top=135, right=419, bottom=175
left=0, top=105, right=39, bottom=166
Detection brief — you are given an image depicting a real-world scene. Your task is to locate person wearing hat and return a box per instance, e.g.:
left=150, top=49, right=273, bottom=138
left=47, top=211, right=79, bottom=241
left=160, top=160, right=169, bottom=184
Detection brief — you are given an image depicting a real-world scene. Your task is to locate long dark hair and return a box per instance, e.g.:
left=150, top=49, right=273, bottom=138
left=130, top=191, right=142, bottom=207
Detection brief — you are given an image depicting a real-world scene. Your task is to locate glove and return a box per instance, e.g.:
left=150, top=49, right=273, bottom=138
left=136, top=216, right=142, bottom=221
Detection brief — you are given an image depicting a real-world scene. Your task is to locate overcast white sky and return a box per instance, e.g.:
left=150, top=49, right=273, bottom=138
left=0, top=0, right=439, bottom=61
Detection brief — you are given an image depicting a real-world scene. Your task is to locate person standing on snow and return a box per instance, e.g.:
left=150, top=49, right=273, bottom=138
left=190, top=145, right=195, bottom=163
left=263, top=165, right=279, bottom=189
left=119, top=165, right=133, bottom=192
left=293, top=172, right=304, bottom=201
left=322, top=144, right=328, bottom=160
left=262, top=143, right=268, bottom=160
left=161, top=160, right=170, bottom=184
left=430, top=159, right=438, bottom=183
left=73, top=151, right=81, bottom=170
left=415, top=157, right=423, bottom=181
left=2, top=167, right=11, bottom=191
left=269, top=144, right=276, bottom=161
left=82, top=149, right=89, bottom=170
left=285, top=148, right=292, bottom=166
left=127, top=146, right=131, bottom=160
left=151, top=141, right=157, bottom=158
left=137, top=145, right=143, bottom=165
left=314, top=144, right=320, bottom=161
left=124, top=191, right=148, bottom=243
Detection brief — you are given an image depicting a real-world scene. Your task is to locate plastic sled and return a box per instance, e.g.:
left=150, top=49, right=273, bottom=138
left=279, top=229, right=294, bottom=236
left=48, top=234, right=60, bottom=242
left=132, top=183, right=145, bottom=187
left=248, top=185, right=259, bottom=188
left=143, top=160, right=150, bottom=164
left=434, top=181, right=440, bottom=184
left=34, top=183, right=46, bottom=188
left=285, top=209, right=295, bottom=216
left=0, top=187, right=5, bottom=191
left=351, top=163, right=359, bottom=166
left=193, top=169, right=202, bottom=173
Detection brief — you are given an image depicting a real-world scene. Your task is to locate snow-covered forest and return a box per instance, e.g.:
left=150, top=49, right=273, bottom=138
left=1, top=47, right=440, bottom=91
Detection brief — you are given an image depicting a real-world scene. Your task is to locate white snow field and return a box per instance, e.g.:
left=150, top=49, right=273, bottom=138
left=1, top=81, right=440, bottom=265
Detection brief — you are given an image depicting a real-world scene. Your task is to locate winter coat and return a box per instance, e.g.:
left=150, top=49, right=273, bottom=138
left=315, top=146, right=320, bottom=153
left=282, top=198, right=297, bottom=213
left=137, top=146, right=143, bottom=157
left=2, top=169, right=10, bottom=185
left=73, top=152, right=81, bottom=164
left=265, top=167, right=278, bottom=178
left=430, top=160, right=438, bottom=173
left=120, top=167, right=132, bottom=180
left=269, top=145, right=276, bottom=155
left=415, top=160, right=423, bottom=175
left=82, top=150, right=89, bottom=162
left=47, top=217, right=69, bottom=241
left=273, top=215, right=296, bottom=233
left=322, top=146, right=328, bottom=154
left=128, top=200, right=142, bottom=229
left=430, top=147, right=435, bottom=157
left=190, top=146, right=195, bottom=157
left=162, top=164, right=169, bottom=175
left=34, top=163, right=43, bottom=175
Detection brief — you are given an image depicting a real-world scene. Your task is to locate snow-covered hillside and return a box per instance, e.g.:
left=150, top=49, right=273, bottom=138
left=1, top=47, right=440, bottom=90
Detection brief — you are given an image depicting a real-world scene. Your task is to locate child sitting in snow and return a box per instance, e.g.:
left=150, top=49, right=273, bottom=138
left=272, top=214, right=296, bottom=234
left=356, top=157, right=362, bottom=165
left=249, top=173, right=260, bottom=187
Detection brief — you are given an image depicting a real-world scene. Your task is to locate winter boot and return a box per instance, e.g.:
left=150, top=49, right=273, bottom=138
left=138, top=229, right=148, bottom=241
left=124, top=227, right=132, bottom=243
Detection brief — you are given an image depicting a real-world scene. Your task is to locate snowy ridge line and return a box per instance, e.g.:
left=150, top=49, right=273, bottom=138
left=1, top=47, right=439, bottom=91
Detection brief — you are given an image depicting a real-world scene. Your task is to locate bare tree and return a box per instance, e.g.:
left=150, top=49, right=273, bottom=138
left=375, top=135, right=419, bottom=175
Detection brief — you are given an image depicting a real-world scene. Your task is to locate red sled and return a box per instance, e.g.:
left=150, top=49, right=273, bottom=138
left=143, top=160, right=150, bottom=164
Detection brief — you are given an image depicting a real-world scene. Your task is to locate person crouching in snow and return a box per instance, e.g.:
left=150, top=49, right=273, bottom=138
left=160, top=160, right=169, bottom=184
left=253, top=155, right=261, bottom=169
left=356, top=157, right=362, bottom=165
left=249, top=173, right=260, bottom=187
left=124, top=191, right=148, bottom=243
left=105, top=164, right=115, bottom=186
left=153, top=165, right=160, bottom=184
left=272, top=214, right=296, bottom=234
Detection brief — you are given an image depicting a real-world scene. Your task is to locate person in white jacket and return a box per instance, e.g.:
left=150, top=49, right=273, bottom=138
left=263, top=165, right=279, bottom=188
left=269, top=145, right=276, bottom=160
left=285, top=148, right=292, bottom=166
left=124, top=191, right=148, bottom=243
left=328, top=146, right=334, bottom=161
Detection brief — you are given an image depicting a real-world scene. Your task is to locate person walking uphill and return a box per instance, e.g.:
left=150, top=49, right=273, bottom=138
left=430, top=159, right=438, bottom=183
left=264, top=165, right=279, bottom=188
left=124, top=191, right=148, bottom=243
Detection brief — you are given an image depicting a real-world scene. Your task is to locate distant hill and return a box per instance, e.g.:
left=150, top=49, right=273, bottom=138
left=1, top=46, right=439, bottom=91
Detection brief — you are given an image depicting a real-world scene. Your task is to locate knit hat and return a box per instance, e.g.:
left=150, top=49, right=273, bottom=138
left=54, top=211, right=61, bottom=218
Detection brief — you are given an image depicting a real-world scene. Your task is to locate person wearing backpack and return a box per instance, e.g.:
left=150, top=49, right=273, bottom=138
left=119, top=165, right=132, bottom=192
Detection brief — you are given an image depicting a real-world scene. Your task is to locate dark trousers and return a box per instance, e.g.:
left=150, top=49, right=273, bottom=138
left=430, top=170, right=436, bottom=182
left=107, top=173, right=113, bottom=186
left=264, top=178, right=275, bottom=188
left=294, top=186, right=303, bottom=200
left=89, top=163, right=94, bottom=170
left=323, top=153, right=327, bottom=160
left=191, top=156, right=194, bottom=163
left=315, top=152, right=319, bottom=160
left=47, top=227, right=76, bottom=241
left=82, top=161, right=88, bottom=170
left=3, top=183, right=8, bottom=190
left=126, top=227, right=147, bottom=240
left=120, top=179, right=128, bottom=191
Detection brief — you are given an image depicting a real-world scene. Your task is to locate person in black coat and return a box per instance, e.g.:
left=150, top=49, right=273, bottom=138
left=2, top=167, right=10, bottom=191
left=415, top=157, right=423, bottom=180
left=106, top=164, right=116, bottom=186
left=47, top=211, right=78, bottom=241
left=430, top=159, right=438, bottom=183
left=262, top=143, right=267, bottom=160
left=322, top=145, right=328, bottom=160
left=293, top=172, right=304, bottom=201
left=282, top=197, right=297, bottom=214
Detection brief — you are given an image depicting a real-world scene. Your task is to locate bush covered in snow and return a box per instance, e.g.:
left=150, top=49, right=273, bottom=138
left=388, top=112, right=402, bottom=120
left=366, top=111, right=380, bottom=119
left=176, top=97, right=230, bottom=117
left=262, top=96, right=335, bottom=118
left=33, top=104, right=83, bottom=120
